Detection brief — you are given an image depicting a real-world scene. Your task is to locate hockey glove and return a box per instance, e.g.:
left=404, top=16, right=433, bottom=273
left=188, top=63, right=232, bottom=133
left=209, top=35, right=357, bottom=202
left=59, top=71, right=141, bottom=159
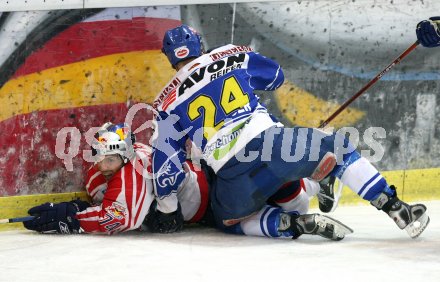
left=144, top=201, right=184, bottom=233
left=23, top=200, right=89, bottom=234
left=416, top=17, right=440, bottom=48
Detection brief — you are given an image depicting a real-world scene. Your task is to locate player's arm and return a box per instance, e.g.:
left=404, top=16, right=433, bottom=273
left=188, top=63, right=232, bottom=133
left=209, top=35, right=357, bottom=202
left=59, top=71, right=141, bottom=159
left=149, top=111, right=187, bottom=233
left=75, top=197, right=129, bottom=235
left=23, top=170, right=129, bottom=235
left=246, top=51, right=285, bottom=91
left=80, top=151, right=158, bottom=234
left=85, top=164, right=107, bottom=204
left=23, top=200, right=90, bottom=234
left=77, top=173, right=128, bottom=234
left=177, top=161, right=210, bottom=223
left=22, top=197, right=132, bottom=235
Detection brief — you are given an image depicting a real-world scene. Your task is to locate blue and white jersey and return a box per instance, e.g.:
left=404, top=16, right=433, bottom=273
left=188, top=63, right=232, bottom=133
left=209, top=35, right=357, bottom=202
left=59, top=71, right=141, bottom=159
left=152, top=44, right=284, bottom=210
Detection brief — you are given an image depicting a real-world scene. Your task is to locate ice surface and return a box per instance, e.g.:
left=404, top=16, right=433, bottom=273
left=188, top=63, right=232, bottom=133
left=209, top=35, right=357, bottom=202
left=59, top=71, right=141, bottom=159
left=1, top=201, right=439, bottom=282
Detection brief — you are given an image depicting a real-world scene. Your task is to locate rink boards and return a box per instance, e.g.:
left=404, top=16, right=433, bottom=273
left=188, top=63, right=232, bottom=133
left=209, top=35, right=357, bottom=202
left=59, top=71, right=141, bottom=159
left=1, top=167, right=439, bottom=231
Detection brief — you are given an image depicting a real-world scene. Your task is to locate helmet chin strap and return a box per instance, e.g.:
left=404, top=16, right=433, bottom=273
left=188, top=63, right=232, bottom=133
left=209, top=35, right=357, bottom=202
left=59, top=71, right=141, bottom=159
left=122, top=156, right=129, bottom=164
left=121, top=149, right=136, bottom=164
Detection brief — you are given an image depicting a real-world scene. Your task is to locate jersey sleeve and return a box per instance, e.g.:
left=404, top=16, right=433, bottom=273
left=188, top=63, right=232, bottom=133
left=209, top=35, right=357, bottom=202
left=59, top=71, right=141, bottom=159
left=76, top=199, right=128, bottom=234
left=247, top=52, right=284, bottom=91
left=84, top=165, right=107, bottom=204
left=77, top=152, right=154, bottom=234
left=76, top=175, right=129, bottom=234
left=152, top=111, right=187, bottom=213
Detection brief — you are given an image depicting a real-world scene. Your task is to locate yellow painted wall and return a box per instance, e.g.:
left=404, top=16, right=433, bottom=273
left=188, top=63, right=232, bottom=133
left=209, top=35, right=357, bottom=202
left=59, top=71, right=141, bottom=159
left=0, top=192, right=89, bottom=231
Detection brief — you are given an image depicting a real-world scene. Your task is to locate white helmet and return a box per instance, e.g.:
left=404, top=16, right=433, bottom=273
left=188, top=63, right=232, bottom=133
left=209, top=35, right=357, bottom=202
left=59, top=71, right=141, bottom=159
left=91, top=122, right=135, bottom=163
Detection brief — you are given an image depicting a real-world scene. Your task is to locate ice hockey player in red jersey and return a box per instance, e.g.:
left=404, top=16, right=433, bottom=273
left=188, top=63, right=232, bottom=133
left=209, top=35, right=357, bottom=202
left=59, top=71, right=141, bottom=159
left=24, top=121, right=211, bottom=235
left=24, top=122, right=156, bottom=234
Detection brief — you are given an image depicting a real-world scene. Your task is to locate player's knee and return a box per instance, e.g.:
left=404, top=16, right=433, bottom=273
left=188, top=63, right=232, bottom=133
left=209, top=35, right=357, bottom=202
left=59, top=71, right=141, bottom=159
left=330, top=150, right=361, bottom=179
left=311, top=152, right=336, bottom=181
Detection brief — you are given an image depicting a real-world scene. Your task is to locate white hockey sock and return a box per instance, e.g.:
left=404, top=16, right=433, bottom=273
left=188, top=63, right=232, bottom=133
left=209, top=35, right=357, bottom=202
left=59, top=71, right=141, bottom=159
left=302, top=178, right=320, bottom=198
left=339, top=157, right=388, bottom=201
left=275, top=184, right=310, bottom=215
left=239, top=206, right=294, bottom=238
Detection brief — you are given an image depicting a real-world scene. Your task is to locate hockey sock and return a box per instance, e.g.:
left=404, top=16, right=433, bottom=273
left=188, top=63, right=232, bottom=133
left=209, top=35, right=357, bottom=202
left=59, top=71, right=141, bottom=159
left=268, top=180, right=313, bottom=214
left=225, top=206, right=297, bottom=238
left=331, top=152, right=389, bottom=201
left=302, top=178, right=321, bottom=198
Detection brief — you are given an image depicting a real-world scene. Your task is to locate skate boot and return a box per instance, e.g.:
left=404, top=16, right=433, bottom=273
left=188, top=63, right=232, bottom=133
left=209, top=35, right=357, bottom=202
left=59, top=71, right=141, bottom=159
left=317, top=176, right=336, bottom=213
left=279, top=213, right=353, bottom=241
left=370, top=185, right=430, bottom=238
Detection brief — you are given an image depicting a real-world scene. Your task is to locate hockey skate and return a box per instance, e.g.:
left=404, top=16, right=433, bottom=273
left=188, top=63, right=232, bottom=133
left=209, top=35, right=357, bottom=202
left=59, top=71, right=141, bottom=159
left=280, top=213, right=353, bottom=241
left=317, top=176, right=336, bottom=213
left=371, top=185, right=430, bottom=238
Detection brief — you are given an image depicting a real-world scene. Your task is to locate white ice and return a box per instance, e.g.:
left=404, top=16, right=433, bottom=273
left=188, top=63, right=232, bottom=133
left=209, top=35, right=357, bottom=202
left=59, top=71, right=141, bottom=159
left=1, top=201, right=439, bottom=282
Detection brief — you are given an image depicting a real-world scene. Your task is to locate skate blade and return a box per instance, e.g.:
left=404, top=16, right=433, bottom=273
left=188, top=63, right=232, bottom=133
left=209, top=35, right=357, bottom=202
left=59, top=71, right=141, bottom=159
left=329, top=181, right=344, bottom=213
left=405, top=213, right=430, bottom=239
left=318, top=215, right=354, bottom=240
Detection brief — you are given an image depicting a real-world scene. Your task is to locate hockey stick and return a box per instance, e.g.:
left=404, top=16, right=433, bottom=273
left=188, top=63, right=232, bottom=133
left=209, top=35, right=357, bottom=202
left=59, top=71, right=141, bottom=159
left=0, top=216, right=35, bottom=224
left=319, top=40, right=420, bottom=128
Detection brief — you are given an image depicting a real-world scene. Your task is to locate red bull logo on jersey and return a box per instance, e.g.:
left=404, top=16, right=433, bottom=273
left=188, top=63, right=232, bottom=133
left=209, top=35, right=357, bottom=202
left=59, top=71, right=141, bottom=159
left=104, top=202, right=127, bottom=220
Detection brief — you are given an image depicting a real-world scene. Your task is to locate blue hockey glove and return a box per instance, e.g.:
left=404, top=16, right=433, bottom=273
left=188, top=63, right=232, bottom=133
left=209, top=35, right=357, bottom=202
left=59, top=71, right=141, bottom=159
left=144, top=201, right=184, bottom=233
left=416, top=17, right=440, bottom=48
left=23, top=200, right=89, bottom=234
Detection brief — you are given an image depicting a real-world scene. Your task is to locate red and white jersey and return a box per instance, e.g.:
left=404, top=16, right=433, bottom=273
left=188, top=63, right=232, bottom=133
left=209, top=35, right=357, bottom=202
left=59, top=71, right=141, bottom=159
left=178, top=161, right=209, bottom=223
left=77, top=143, right=210, bottom=234
left=76, top=143, right=155, bottom=234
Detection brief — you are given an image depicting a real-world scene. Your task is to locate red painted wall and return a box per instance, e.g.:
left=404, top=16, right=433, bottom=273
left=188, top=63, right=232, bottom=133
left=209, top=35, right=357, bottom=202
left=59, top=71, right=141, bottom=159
left=0, top=9, right=180, bottom=196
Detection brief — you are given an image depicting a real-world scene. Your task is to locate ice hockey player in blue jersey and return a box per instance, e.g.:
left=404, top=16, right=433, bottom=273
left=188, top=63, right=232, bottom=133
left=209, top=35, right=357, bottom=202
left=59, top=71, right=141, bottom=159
left=150, top=23, right=432, bottom=239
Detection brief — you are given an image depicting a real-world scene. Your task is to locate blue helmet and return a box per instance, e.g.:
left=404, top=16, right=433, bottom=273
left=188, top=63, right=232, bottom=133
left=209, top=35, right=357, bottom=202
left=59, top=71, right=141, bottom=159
left=162, top=24, right=203, bottom=67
